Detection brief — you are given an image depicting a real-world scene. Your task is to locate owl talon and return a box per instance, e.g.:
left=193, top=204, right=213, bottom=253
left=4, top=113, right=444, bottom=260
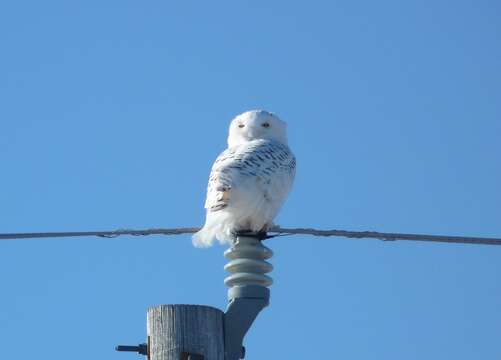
left=234, top=230, right=269, bottom=241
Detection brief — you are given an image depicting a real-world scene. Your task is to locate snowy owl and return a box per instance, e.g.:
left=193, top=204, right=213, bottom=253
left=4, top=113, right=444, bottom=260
left=193, top=110, right=296, bottom=247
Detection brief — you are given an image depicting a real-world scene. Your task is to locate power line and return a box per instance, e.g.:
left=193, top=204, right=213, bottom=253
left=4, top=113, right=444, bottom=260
left=272, top=227, right=501, bottom=246
left=0, top=228, right=199, bottom=240
left=0, top=226, right=500, bottom=246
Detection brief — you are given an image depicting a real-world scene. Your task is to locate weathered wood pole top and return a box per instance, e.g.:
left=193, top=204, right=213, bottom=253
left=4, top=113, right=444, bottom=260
left=147, top=305, right=225, bottom=360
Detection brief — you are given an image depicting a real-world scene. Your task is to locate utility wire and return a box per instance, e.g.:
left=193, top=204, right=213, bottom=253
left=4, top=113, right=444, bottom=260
left=0, top=228, right=199, bottom=240
left=0, top=226, right=500, bottom=246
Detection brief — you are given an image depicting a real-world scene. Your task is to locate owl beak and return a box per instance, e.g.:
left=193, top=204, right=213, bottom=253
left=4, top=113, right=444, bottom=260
left=246, top=126, right=259, bottom=139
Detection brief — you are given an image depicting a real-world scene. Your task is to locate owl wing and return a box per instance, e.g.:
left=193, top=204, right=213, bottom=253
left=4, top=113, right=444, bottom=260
left=204, top=147, right=238, bottom=211
left=204, top=140, right=296, bottom=212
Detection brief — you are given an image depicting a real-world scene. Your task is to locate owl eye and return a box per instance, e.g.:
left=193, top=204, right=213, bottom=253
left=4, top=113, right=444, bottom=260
left=262, top=122, right=270, bottom=128
left=238, top=124, right=245, bottom=128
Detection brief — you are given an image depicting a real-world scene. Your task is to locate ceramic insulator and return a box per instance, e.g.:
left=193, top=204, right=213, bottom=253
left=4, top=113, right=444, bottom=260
left=224, top=236, right=274, bottom=288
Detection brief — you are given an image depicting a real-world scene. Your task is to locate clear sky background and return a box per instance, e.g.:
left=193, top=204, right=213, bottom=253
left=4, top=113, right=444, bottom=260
left=1, top=1, right=500, bottom=359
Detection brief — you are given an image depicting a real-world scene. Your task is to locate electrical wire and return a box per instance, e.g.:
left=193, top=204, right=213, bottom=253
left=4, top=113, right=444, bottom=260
left=0, top=226, right=500, bottom=246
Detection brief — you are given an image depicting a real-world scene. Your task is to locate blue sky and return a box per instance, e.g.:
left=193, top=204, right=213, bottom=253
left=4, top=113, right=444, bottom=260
left=1, top=1, right=500, bottom=359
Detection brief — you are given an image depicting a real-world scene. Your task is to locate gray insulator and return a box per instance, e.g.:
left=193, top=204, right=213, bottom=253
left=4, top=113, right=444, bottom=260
left=224, top=236, right=274, bottom=291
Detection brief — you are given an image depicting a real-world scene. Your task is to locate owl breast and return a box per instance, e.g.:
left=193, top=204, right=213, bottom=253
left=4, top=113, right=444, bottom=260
left=193, top=139, right=295, bottom=246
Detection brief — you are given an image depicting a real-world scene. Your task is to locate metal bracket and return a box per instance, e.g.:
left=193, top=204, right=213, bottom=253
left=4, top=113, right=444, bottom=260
left=180, top=352, right=204, bottom=360
left=224, top=289, right=269, bottom=359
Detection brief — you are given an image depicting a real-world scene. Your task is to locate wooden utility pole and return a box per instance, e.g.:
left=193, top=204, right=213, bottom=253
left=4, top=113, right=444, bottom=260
left=147, top=305, right=225, bottom=360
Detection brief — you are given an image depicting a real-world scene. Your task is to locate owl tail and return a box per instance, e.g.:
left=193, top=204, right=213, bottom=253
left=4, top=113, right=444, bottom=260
left=192, top=226, right=216, bottom=247
left=192, top=214, right=232, bottom=247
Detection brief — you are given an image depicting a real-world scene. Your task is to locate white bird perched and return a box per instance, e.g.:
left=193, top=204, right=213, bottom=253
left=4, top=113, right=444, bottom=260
left=193, top=110, right=296, bottom=247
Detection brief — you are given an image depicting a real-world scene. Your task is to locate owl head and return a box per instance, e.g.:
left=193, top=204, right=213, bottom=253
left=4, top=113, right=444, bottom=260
left=227, top=110, right=288, bottom=147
